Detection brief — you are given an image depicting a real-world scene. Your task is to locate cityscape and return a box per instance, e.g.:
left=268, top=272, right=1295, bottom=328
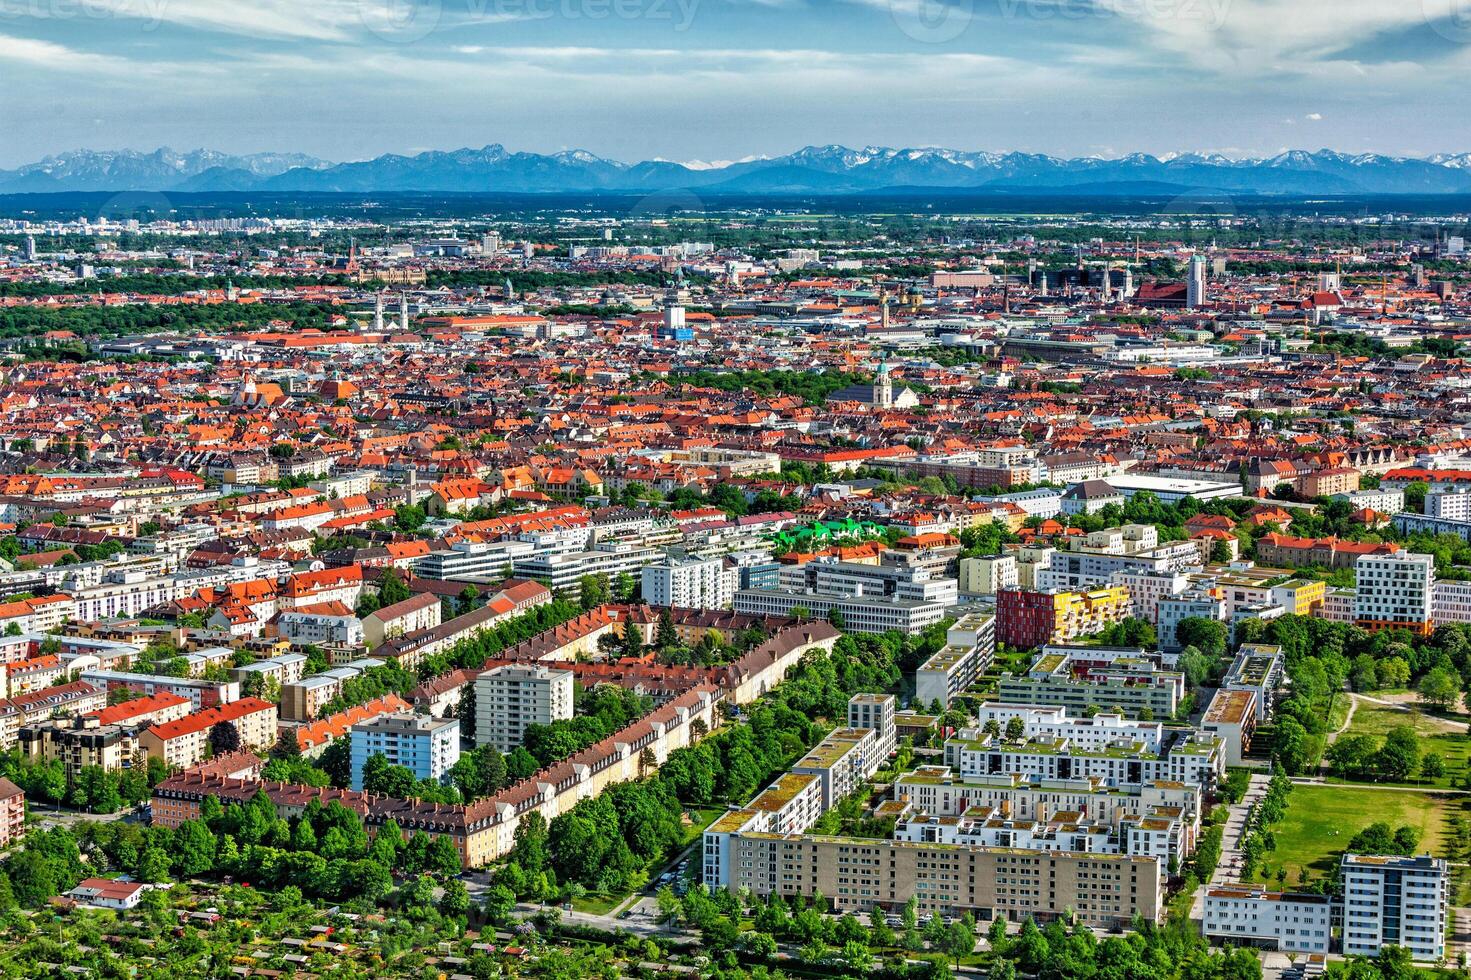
left=1, top=2, right=1471, bottom=980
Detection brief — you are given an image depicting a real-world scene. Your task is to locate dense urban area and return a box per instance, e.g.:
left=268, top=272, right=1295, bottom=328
left=0, top=201, right=1468, bottom=980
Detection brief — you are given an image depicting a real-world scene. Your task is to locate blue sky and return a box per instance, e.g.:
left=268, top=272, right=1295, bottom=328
left=1, top=0, right=1469, bottom=167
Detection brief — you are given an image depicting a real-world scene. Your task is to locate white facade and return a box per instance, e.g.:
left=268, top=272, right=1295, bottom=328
left=641, top=554, right=737, bottom=610
left=1341, top=854, right=1448, bottom=961
left=1433, top=579, right=1471, bottom=626
left=958, top=554, right=1018, bottom=596
left=1428, top=490, right=1471, bottom=522
left=1354, top=552, right=1435, bottom=628
left=1203, top=886, right=1332, bottom=953
left=474, top=663, right=575, bottom=753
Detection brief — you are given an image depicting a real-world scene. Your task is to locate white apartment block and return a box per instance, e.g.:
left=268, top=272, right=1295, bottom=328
left=641, top=553, right=737, bottom=610
left=1335, top=488, right=1405, bottom=516
left=1110, top=569, right=1191, bottom=624
left=1433, top=579, right=1471, bottom=625
left=957, top=554, right=1018, bottom=596
left=1203, top=886, right=1332, bottom=954
left=275, top=608, right=365, bottom=648
left=1157, top=593, right=1226, bottom=651
left=1341, top=854, right=1448, bottom=961
left=474, top=663, right=574, bottom=753
left=1354, top=552, right=1435, bottom=630
left=847, top=693, right=897, bottom=760
left=702, top=771, right=824, bottom=891
left=914, top=613, right=995, bottom=708
left=1427, top=490, right=1471, bottom=522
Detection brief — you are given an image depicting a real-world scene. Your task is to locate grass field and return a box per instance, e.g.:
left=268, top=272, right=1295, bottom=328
left=1258, top=784, right=1454, bottom=884
left=1341, top=699, right=1471, bottom=788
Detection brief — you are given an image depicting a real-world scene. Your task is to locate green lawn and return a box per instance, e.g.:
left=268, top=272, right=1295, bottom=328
left=570, top=892, right=626, bottom=916
left=1258, top=784, right=1453, bottom=884
left=1343, top=701, right=1471, bottom=788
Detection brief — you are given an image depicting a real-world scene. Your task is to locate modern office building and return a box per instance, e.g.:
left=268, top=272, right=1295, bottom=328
left=349, top=712, right=461, bottom=791
left=473, top=663, right=575, bottom=753
left=733, top=589, right=950, bottom=635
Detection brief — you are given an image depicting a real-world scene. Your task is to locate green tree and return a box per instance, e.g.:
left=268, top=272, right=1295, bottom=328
left=1418, top=666, right=1462, bottom=711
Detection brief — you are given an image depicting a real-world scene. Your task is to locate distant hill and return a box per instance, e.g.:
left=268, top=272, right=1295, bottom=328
left=5, top=144, right=1471, bottom=196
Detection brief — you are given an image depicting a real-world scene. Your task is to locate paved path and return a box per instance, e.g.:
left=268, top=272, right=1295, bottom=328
left=1289, top=776, right=1455, bottom=795
left=1191, top=772, right=1269, bottom=921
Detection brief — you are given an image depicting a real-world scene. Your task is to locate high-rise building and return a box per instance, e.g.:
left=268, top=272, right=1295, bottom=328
left=641, top=553, right=736, bottom=610
left=349, top=712, right=461, bottom=791
left=474, top=664, right=574, bottom=753
left=22, top=236, right=36, bottom=262
left=1354, top=552, right=1435, bottom=634
left=1340, top=854, right=1447, bottom=960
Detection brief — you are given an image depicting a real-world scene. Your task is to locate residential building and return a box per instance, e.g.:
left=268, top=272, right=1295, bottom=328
left=1203, top=886, right=1332, bottom=953
left=914, top=613, right=995, bottom=708
left=641, top=553, right=737, bottom=610
left=1354, top=552, right=1436, bottom=635
left=1340, top=854, right=1448, bottom=960
left=957, top=554, right=1018, bottom=596
left=474, top=663, right=575, bottom=753
left=363, top=593, right=441, bottom=648
left=349, top=712, right=461, bottom=790
left=995, top=586, right=1133, bottom=649
left=138, top=697, right=278, bottom=769
left=997, top=645, right=1184, bottom=719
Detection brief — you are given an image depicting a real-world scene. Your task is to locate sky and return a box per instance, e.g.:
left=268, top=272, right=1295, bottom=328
left=1, top=0, right=1470, bottom=168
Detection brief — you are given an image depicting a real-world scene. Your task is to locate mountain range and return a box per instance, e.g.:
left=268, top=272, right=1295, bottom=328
left=6, top=145, right=1471, bottom=196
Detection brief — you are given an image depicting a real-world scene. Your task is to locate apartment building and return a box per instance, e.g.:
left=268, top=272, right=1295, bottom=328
left=1157, top=593, right=1226, bottom=652
left=894, top=768, right=1200, bottom=839
left=229, top=653, right=308, bottom=691
left=914, top=613, right=995, bottom=709
left=275, top=603, right=365, bottom=649
left=997, top=646, right=1184, bottom=719
left=1427, top=490, right=1471, bottom=522
left=513, top=544, right=661, bottom=594
left=1354, top=552, right=1436, bottom=635
left=474, top=663, right=575, bottom=753
left=641, top=553, right=737, bottom=610
left=1341, top=854, right=1448, bottom=960
left=957, top=554, right=1018, bottom=596
left=19, top=715, right=140, bottom=783
left=349, top=712, right=460, bottom=791
left=363, top=593, right=441, bottom=648
left=1203, top=886, right=1332, bottom=953
left=792, top=727, right=885, bottom=810
left=78, top=669, right=238, bottom=711
left=139, top=697, right=278, bottom=769
left=847, top=693, right=897, bottom=760
left=724, top=833, right=1162, bottom=927
left=0, top=778, right=23, bottom=849
left=995, top=587, right=1133, bottom=649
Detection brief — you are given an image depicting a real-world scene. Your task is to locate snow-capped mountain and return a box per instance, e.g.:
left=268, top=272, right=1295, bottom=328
left=4, top=145, right=1471, bottom=195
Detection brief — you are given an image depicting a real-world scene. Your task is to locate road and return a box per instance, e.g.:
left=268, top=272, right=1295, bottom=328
left=1191, top=772, right=1269, bottom=921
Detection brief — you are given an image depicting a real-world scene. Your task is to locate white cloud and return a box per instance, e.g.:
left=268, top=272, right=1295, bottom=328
left=1306, top=112, right=1323, bottom=120
left=0, top=33, right=142, bottom=74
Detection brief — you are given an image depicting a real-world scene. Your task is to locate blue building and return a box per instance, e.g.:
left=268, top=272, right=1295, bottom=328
left=349, top=712, right=461, bottom=791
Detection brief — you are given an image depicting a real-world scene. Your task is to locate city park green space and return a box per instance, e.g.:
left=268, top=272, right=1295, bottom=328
left=1251, top=783, right=1456, bottom=884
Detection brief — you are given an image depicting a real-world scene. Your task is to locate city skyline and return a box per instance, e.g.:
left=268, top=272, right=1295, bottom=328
left=2, top=0, right=1471, bottom=168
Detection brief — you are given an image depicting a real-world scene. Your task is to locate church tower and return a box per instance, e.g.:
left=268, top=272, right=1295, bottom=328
left=875, top=354, right=894, bottom=410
